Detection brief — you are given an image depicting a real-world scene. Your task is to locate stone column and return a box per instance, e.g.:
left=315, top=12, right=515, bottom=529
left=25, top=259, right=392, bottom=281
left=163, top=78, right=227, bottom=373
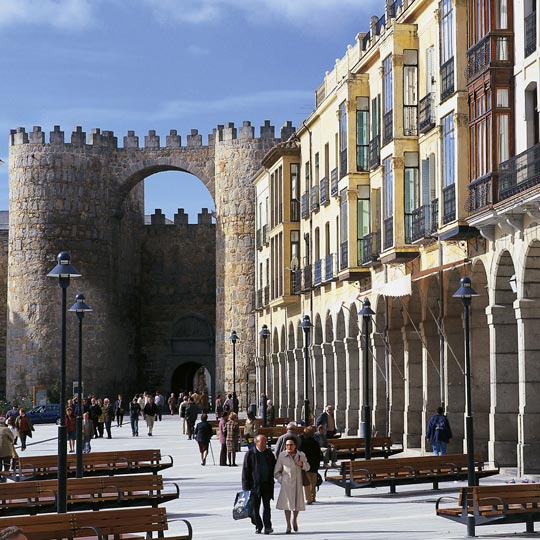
left=344, top=337, right=360, bottom=435
left=311, top=344, right=324, bottom=418
left=333, top=340, right=347, bottom=431
left=515, top=299, right=540, bottom=474
left=388, top=328, right=405, bottom=442
left=293, top=348, right=304, bottom=422
left=371, top=330, right=388, bottom=436
left=277, top=351, right=287, bottom=416
left=269, top=352, right=278, bottom=405
left=403, top=329, right=423, bottom=449
left=286, top=350, right=296, bottom=419
left=421, top=321, right=441, bottom=453
left=444, top=315, right=465, bottom=444
left=322, top=342, right=335, bottom=409
left=487, top=304, right=518, bottom=467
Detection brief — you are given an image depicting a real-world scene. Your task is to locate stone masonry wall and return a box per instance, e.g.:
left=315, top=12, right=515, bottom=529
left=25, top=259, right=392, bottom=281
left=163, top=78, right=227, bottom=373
left=139, top=209, right=216, bottom=392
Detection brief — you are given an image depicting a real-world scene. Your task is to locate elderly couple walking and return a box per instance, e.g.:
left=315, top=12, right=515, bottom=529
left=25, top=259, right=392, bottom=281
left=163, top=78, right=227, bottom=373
left=242, top=433, right=309, bottom=535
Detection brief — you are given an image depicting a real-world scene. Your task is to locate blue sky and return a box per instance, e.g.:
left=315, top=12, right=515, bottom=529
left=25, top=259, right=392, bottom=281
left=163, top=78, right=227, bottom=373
left=0, top=0, right=379, bottom=222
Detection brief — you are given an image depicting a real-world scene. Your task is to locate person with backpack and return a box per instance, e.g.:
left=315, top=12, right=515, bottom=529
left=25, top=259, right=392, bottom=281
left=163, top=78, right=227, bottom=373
left=426, top=406, right=453, bottom=455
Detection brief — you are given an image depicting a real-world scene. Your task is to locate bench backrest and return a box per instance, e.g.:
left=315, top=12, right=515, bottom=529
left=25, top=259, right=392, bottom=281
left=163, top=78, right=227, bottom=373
left=470, top=484, right=540, bottom=506
left=331, top=436, right=392, bottom=451
left=0, top=507, right=170, bottom=540
left=343, top=453, right=485, bottom=476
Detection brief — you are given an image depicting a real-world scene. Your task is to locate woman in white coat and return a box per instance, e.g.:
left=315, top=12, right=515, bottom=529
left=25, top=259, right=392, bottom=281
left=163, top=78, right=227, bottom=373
left=274, top=437, right=310, bottom=533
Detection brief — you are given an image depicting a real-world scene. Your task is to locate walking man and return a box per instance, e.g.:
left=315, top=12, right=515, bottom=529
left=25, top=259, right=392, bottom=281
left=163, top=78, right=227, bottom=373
left=426, top=406, right=453, bottom=455
left=242, top=434, right=277, bottom=535
left=143, top=396, right=158, bottom=436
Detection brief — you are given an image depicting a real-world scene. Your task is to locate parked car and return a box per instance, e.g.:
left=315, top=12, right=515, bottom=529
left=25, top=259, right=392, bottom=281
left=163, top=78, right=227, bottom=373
left=26, top=403, right=61, bottom=424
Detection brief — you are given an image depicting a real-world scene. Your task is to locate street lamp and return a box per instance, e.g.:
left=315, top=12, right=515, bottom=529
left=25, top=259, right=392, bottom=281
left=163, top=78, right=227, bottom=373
left=453, top=276, right=479, bottom=538
left=68, top=293, right=92, bottom=479
left=228, top=330, right=239, bottom=413
left=259, top=324, right=270, bottom=426
left=299, top=315, right=313, bottom=426
left=359, top=298, right=375, bottom=460
left=47, top=251, right=81, bottom=513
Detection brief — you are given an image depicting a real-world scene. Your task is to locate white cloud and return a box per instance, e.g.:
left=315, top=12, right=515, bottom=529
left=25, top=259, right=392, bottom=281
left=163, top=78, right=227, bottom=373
left=140, top=0, right=381, bottom=28
left=0, top=0, right=97, bottom=30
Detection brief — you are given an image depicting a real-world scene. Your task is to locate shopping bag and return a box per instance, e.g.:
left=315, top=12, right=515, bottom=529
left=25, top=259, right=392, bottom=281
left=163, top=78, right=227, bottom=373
left=232, top=489, right=254, bottom=520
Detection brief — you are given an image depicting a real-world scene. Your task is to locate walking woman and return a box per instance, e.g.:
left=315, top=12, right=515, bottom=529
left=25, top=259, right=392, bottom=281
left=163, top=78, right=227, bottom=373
left=225, top=411, right=240, bottom=466
left=218, top=410, right=229, bottom=466
left=194, top=413, right=213, bottom=465
left=299, top=426, right=320, bottom=504
left=14, top=409, right=34, bottom=451
left=274, top=437, right=309, bottom=533
left=130, top=397, right=141, bottom=437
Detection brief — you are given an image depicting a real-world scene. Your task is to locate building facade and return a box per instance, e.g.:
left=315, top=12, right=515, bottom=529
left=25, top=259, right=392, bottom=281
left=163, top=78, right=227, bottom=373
left=254, top=0, right=540, bottom=475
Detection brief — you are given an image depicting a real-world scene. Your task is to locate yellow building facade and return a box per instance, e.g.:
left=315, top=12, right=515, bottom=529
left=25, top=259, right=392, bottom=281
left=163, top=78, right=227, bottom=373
left=253, top=0, right=538, bottom=469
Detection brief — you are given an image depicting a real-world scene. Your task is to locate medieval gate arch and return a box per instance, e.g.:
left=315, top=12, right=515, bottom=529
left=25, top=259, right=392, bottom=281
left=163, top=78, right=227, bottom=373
left=6, top=121, right=295, bottom=400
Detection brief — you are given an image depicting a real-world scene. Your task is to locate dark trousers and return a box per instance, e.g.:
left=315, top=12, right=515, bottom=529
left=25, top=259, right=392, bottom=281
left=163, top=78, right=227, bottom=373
left=131, top=416, right=139, bottom=435
left=252, top=483, right=272, bottom=532
left=19, top=432, right=28, bottom=450
left=104, top=420, right=112, bottom=439
left=116, top=412, right=124, bottom=427
left=220, top=442, right=227, bottom=466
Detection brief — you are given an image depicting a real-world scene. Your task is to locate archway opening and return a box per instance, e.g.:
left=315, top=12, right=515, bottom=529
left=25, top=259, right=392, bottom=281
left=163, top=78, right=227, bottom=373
left=171, top=362, right=212, bottom=396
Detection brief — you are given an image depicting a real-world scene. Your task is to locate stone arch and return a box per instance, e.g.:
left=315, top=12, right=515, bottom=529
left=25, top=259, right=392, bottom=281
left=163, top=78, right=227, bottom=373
left=314, top=314, right=323, bottom=345
left=288, top=322, right=296, bottom=350
left=324, top=311, right=334, bottom=343
left=490, top=249, right=519, bottom=467
left=336, top=308, right=346, bottom=341
left=280, top=325, right=286, bottom=352
left=348, top=302, right=359, bottom=338
left=272, top=327, right=279, bottom=354
left=517, top=240, right=540, bottom=473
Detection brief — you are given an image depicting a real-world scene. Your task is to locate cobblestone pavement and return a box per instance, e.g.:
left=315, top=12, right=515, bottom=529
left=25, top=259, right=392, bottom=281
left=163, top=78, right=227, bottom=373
left=18, top=414, right=532, bottom=539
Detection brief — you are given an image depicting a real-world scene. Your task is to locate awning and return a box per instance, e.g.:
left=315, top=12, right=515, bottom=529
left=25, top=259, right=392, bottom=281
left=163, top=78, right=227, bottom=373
left=373, top=274, right=412, bottom=297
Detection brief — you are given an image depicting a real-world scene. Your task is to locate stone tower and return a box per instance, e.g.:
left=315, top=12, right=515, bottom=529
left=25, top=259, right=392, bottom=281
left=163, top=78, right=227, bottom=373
left=6, top=121, right=294, bottom=402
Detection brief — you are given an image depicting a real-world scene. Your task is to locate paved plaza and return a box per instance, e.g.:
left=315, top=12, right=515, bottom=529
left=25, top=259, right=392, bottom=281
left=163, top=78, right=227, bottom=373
left=17, top=415, right=536, bottom=539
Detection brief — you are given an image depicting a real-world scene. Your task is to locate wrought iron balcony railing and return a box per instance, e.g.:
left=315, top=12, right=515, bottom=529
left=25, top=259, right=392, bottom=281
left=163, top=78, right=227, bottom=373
left=302, top=265, right=312, bottom=291
left=409, top=204, right=436, bottom=242
left=262, top=224, right=268, bottom=245
left=466, top=36, right=490, bottom=80
left=418, top=93, right=436, bottom=134
left=301, top=192, right=309, bottom=219
left=339, top=148, right=347, bottom=179
left=291, top=271, right=301, bottom=295
left=255, top=289, right=263, bottom=309
left=466, top=173, right=495, bottom=213
left=499, top=143, right=540, bottom=201
left=324, top=253, right=337, bottom=282
left=310, top=185, right=320, bottom=212
left=290, top=199, right=300, bottom=222
left=442, top=184, right=456, bottom=224
left=256, top=228, right=263, bottom=250
left=263, top=285, right=270, bottom=306
left=320, top=177, right=329, bottom=205
left=313, top=259, right=322, bottom=286
left=441, top=58, right=455, bottom=100
left=330, top=168, right=339, bottom=197
left=383, top=111, right=393, bottom=146
left=369, top=136, right=380, bottom=169
left=525, top=12, right=537, bottom=57
left=383, top=217, right=393, bottom=250
left=430, top=198, right=439, bottom=234
left=340, top=241, right=348, bottom=270
left=362, top=231, right=380, bottom=265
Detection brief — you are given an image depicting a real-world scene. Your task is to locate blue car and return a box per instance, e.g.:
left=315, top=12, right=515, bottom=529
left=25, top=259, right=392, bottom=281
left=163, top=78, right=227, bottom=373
left=26, top=403, right=61, bottom=424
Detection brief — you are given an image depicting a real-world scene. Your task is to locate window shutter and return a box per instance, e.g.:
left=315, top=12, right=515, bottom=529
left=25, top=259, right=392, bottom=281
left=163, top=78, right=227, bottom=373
left=421, top=158, right=430, bottom=206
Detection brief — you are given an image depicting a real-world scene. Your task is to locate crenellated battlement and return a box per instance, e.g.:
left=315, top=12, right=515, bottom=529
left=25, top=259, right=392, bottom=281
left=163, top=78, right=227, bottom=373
left=9, top=121, right=296, bottom=149
left=147, top=208, right=215, bottom=226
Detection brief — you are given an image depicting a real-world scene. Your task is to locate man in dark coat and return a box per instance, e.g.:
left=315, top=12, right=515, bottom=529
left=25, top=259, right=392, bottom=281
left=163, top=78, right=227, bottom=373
left=426, top=406, right=453, bottom=455
left=184, top=398, right=198, bottom=440
left=242, top=434, right=277, bottom=535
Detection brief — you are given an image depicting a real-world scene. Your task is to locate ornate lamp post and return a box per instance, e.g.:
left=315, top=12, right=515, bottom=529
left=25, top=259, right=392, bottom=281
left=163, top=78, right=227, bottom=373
left=228, top=330, right=239, bottom=413
left=47, top=251, right=81, bottom=513
left=359, top=298, right=375, bottom=460
left=259, top=324, right=270, bottom=426
left=68, top=293, right=92, bottom=479
left=453, top=276, right=479, bottom=538
left=299, top=315, right=313, bottom=426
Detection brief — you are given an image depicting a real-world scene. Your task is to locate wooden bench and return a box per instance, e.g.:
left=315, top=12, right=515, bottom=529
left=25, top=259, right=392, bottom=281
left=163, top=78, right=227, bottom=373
left=257, top=425, right=305, bottom=443
left=273, top=416, right=290, bottom=426
left=9, top=449, right=173, bottom=481
left=0, top=474, right=179, bottom=516
left=436, top=483, right=540, bottom=533
left=325, top=453, right=499, bottom=496
left=0, top=506, right=192, bottom=540
left=329, top=436, right=403, bottom=460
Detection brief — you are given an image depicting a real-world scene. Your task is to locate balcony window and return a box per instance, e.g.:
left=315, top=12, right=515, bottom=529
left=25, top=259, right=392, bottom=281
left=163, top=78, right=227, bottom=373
left=384, top=217, right=394, bottom=250
left=403, top=50, right=418, bottom=136
left=442, top=113, right=455, bottom=189
left=320, top=177, right=329, bottom=205
left=301, top=193, right=309, bottom=219
left=442, top=184, right=456, bottom=224
left=362, top=232, right=380, bottom=265
left=324, top=253, right=336, bottom=281
left=290, top=163, right=300, bottom=222
left=310, top=185, right=320, bottom=212
left=313, top=259, right=322, bottom=286
left=357, top=185, right=370, bottom=266
left=340, top=188, right=348, bottom=266
left=441, top=58, right=455, bottom=100
left=499, top=144, right=540, bottom=200
left=330, top=168, right=339, bottom=197
left=369, top=136, right=380, bottom=169
left=404, top=152, right=419, bottom=243
left=383, top=156, right=393, bottom=221
left=440, top=0, right=454, bottom=100
left=340, top=241, right=349, bottom=270
left=356, top=97, right=369, bottom=171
